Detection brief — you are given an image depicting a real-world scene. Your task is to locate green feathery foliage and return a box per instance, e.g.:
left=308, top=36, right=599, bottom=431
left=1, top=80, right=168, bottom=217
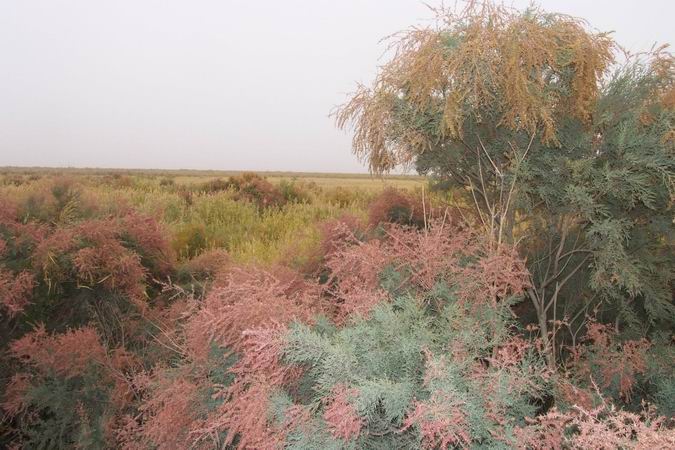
left=271, top=288, right=550, bottom=448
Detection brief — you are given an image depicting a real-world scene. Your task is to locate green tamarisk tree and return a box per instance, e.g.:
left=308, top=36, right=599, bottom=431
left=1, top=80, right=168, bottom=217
left=336, top=2, right=675, bottom=364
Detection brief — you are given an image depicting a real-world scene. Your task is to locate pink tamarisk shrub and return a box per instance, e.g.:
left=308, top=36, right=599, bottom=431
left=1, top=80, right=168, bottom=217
left=568, top=320, right=652, bottom=404
left=8, top=202, right=665, bottom=449
left=184, top=266, right=322, bottom=361
left=2, top=324, right=143, bottom=448
left=0, top=270, right=34, bottom=317
left=401, top=392, right=472, bottom=449
left=367, top=187, right=426, bottom=228
left=323, top=385, right=364, bottom=440
left=322, top=219, right=529, bottom=322
left=514, top=404, right=675, bottom=449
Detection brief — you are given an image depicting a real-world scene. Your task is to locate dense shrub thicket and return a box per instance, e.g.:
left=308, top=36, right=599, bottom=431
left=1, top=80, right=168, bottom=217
left=1, top=176, right=673, bottom=447
left=337, top=0, right=674, bottom=385
left=196, top=173, right=313, bottom=210
left=1, top=1, right=673, bottom=448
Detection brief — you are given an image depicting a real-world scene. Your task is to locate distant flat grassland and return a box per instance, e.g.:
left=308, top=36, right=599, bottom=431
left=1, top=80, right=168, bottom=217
left=0, top=167, right=425, bottom=190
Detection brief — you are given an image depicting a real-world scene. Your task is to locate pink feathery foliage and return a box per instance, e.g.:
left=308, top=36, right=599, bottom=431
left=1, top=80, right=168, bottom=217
left=111, top=414, right=146, bottom=450
left=184, top=266, right=320, bottom=361
left=0, top=198, right=41, bottom=317
left=137, top=374, right=205, bottom=450
left=107, top=347, right=143, bottom=410
left=109, top=357, right=211, bottom=450
left=299, top=214, right=363, bottom=276
left=0, top=269, right=34, bottom=316
left=332, top=282, right=387, bottom=324
left=1, top=373, right=32, bottom=418
left=402, top=392, right=471, bottom=450
left=419, top=337, right=547, bottom=438
left=318, top=215, right=363, bottom=259
left=31, top=211, right=175, bottom=294
left=570, top=320, right=651, bottom=402
left=223, top=172, right=286, bottom=209
left=323, top=220, right=529, bottom=321
left=0, top=197, right=48, bottom=251
left=367, top=187, right=426, bottom=228
left=0, top=197, right=19, bottom=225
left=513, top=408, right=571, bottom=450
left=8, top=324, right=107, bottom=378
left=149, top=291, right=200, bottom=351
left=556, top=379, right=596, bottom=410
left=191, top=324, right=302, bottom=449
left=461, top=243, right=530, bottom=305
left=323, top=385, right=363, bottom=440
left=181, top=248, right=231, bottom=280
left=202, top=382, right=280, bottom=449
left=491, top=336, right=532, bottom=368
left=136, top=268, right=318, bottom=449
left=3, top=323, right=148, bottom=448
left=32, top=218, right=149, bottom=299
left=515, top=405, right=675, bottom=449
left=322, top=234, right=390, bottom=323
left=0, top=195, right=42, bottom=238
left=119, top=212, right=175, bottom=277
left=74, top=245, right=146, bottom=297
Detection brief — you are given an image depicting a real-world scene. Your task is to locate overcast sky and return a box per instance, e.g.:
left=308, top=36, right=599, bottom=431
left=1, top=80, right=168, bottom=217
left=1, top=1, right=673, bottom=173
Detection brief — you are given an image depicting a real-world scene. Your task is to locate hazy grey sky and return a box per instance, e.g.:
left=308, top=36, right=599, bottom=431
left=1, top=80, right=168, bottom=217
left=1, top=1, right=673, bottom=173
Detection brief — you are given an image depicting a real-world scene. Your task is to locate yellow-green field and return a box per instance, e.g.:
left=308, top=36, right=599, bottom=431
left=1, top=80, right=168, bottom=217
left=0, top=167, right=431, bottom=266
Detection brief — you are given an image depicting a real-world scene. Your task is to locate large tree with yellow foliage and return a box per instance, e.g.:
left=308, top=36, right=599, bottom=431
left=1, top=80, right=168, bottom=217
left=337, top=2, right=674, bottom=365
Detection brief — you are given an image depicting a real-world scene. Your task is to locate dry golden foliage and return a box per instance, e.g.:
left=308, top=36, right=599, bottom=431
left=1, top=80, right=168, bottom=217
left=336, top=1, right=615, bottom=172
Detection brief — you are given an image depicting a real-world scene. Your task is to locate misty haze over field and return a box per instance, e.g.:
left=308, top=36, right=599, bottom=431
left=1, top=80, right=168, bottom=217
left=1, top=0, right=673, bottom=172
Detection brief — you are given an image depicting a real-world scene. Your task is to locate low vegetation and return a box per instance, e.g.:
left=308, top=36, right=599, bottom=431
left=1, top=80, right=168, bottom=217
left=1, top=1, right=673, bottom=448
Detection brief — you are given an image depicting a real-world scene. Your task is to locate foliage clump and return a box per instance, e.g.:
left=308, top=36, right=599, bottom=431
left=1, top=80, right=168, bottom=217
left=224, top=172, right=286, bottom=209
left=1, top=1, right=674, bottom=447
left=336, top=2, right=615, bottom=172
left=3, top=325, right=140, bottom=448
left=125, top=220, right=554, bottom=449
left=367, top=187, right=426, bottom=228
left=337, top=0, right=674, bottom=372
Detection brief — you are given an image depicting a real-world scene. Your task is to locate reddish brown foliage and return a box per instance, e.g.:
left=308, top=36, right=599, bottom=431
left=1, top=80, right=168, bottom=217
left=514, top=408, right=571, bottom=450
left=31, top=215, right=174, bottom=300
left=323, top=220, right=529, bottom=321
left=0, top=269, right=34, bottom=316
left=570, top=321, right=651, bottom=402
left=368, top=187, right=425, bottom=228
left=120, top=212, right=175, bottom=277
left=556, top=379, right=596, bottom=410
left=184, top=266, right=320, bottom=361
left=0, top=197, right=19, bottom=225
left=107, top=347, right=143, bottom=410
left=300, top=214, right=363, bottom=275
left=491, top=336, right=532, bottom=368
left=224, top=172, right=285, bottom=209
left=181, top=248, right=230, bottom=280
left=0, top=197, right=48, bottom=252
left=323, top=385, right=363, bottom=441
left=402, top=392, right=471, bottom=450
left=137, top=375, right=204, bottom=449
left=192, top=325, right=301, bottom=449
left=515, top=405, right=675, bottom=449
left=1, top=373, right=32, bottom=418
left=3, top=322, right=144, bottom=443
left=8, top=324, right=107, bottom=378
left=322, top=235, right=390, bottom=322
